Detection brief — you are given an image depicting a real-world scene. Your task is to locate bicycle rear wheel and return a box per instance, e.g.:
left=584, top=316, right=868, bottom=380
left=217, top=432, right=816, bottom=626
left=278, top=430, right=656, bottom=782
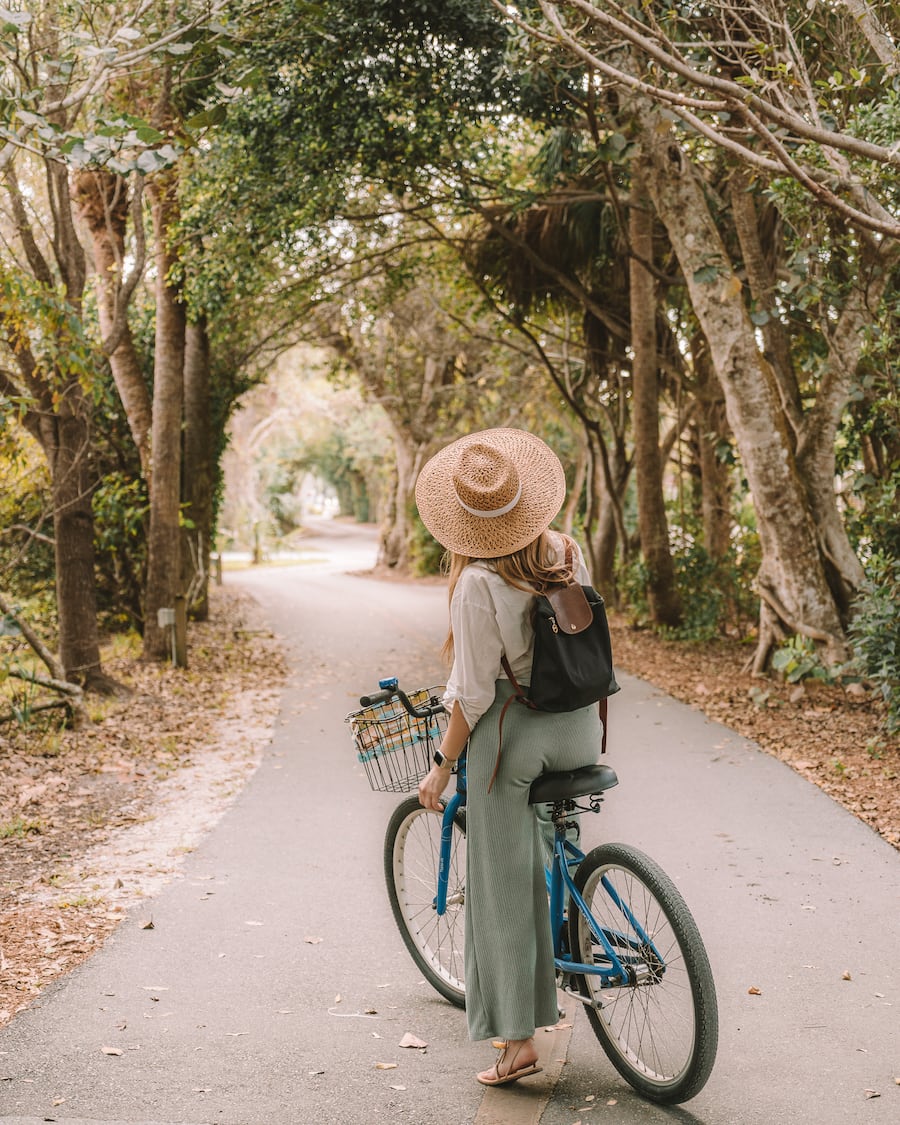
left=384, top=797, right=466, bottom=1008
left=569, top=843, right=717, bottom=1104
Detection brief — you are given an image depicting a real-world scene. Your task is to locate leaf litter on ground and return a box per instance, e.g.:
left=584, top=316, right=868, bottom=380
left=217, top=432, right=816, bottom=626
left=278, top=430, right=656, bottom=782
left=0, top=589, right=284, bottom=1028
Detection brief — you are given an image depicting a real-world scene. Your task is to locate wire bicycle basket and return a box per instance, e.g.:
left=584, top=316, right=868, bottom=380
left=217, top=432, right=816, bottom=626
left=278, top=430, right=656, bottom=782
left=346, top=686, right=448, bottom=793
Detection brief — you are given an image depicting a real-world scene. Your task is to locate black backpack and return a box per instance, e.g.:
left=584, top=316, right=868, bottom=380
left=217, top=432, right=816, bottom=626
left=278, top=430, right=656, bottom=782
left=491, top=551, right=619, bottom=791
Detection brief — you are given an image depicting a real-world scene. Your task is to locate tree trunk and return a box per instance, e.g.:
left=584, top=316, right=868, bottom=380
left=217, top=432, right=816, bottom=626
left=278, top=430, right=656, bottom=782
left=0, top=162, right=112, bottom=692
left=629, top=176, right=681, bottom=627
left=182, top=317, right=213, bottom=619
left=582, top=423, right=629, bottom=600
left=693, top=343, right=733, bottom=560
left=73, top=169, right=153, bottom=478
left=49, top=381, right=107, bottom=689
left=639, top=112, right=847, bottom=667
left=729, top=170, right=802, bottom=438
left=795, top=259, right=894, bottom=611
left=559, top=432, right=587, bottom=534
left=379, top=423, right=429, bottom=569
left=730, top=164, right=881, bottom=616
left=142, top=171, right=186, bottom=660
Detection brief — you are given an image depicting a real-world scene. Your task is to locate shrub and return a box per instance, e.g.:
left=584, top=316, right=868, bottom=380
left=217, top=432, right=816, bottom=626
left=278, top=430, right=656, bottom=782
left=849, top=553, right=900, bottom=733
left=408, top=510, right=445, bottom=577
left=771, top=635, right=837, bottom=684
left=620, top=529, right=760, bottom=642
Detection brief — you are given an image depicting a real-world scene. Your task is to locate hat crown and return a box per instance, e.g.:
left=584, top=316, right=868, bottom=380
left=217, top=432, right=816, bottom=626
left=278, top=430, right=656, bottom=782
left=453, top=442, right=520, bottom=517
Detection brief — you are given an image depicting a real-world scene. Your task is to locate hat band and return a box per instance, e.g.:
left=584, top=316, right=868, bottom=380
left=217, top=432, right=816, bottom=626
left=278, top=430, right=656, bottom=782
left=455, top=482, right=523, bottom=519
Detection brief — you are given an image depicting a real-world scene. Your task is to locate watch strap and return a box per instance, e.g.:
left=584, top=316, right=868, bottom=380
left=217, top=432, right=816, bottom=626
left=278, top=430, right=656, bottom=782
left=433, top=749, right=457, bottom=771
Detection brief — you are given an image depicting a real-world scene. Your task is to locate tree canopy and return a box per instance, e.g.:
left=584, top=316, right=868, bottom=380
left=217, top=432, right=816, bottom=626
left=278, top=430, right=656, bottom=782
left=0, top=0, right=897, bottom=732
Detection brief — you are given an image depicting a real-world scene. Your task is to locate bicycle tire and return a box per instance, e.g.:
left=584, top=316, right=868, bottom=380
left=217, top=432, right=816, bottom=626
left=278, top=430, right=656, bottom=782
left=569, top=842, right=717, bottom=1104
left=384, top=797, right=466, bottom=1008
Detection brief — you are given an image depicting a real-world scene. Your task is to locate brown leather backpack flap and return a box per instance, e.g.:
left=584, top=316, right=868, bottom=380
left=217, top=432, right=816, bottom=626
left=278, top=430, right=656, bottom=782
left=546, top=583, right=593, bottom=634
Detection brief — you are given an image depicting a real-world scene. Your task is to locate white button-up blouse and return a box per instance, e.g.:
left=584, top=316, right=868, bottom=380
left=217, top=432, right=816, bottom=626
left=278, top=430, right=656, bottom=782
left=442, top=533, right=591, bottom=731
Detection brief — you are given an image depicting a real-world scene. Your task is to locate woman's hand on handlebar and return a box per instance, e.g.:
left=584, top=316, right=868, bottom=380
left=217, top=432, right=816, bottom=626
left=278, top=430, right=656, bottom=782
left=418, top=702, right=470, bottom=812
left=418, top=763, right=452, bottom=812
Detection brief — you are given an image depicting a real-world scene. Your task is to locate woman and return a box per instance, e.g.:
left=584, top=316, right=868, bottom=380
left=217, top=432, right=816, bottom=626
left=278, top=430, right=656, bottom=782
left=415, top=428, right=603, bottom=1087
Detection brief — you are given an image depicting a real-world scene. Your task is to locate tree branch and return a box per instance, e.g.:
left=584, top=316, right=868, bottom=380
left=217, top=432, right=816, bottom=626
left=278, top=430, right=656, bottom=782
left=0, top=590, right=65, bottom=682
left=0, top=524, right=55, bottom=547
left=496, top=0, right=900, bottom=238
left=6, top=667, right=85, bottom=699
left=4, top=165, right=54, bottom=286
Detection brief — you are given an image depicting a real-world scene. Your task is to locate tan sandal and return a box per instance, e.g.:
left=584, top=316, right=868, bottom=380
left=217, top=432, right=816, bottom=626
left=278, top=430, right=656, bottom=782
left=477, top=1041, right=542, bottom=1087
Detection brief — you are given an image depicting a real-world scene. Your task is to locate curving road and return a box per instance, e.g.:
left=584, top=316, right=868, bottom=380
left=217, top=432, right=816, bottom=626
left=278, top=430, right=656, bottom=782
left=1, top=519, right=898, bottom=1125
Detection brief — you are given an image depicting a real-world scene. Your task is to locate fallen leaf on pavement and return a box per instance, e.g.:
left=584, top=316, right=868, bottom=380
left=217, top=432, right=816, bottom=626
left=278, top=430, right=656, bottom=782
left=399, top=1033, right=427, bottom=1049
left=864, top=1089, right=880, bottom=1099
left=375, top=1062, right=398, bottom=1070
left=748, top=986, right=762, bottom=995
left=100, top=1046, right=122, bottom=1056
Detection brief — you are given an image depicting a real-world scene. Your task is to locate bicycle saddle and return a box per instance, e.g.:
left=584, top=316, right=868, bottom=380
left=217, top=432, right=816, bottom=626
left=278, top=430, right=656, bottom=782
left=529, top=763, right=618, bottom=804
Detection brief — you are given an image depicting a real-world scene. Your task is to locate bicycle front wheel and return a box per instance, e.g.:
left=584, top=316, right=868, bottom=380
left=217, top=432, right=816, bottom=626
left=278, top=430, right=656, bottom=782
left=569, top=843, right=717, bottom=1104
left=384, top=797, right=466, bottom=1008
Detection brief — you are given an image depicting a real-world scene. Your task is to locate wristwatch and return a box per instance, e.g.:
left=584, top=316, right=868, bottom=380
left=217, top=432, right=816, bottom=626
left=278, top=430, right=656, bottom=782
left=433, top=749, right=458, bottom=771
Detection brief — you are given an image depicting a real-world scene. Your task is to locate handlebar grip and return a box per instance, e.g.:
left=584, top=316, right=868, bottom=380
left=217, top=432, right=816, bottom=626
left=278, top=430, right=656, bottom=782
left=360, top=689, right=393, bottom=707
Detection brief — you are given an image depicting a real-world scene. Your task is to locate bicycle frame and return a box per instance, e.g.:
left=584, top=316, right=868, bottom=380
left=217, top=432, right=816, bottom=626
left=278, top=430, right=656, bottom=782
left=435, top=793, right=667, bottom=992
left=435, top=787, right=466, bottom=915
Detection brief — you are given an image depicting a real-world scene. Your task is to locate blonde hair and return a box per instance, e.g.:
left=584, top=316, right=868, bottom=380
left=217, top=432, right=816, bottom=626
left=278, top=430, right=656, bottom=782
left=441, top=531, right=577, bottom=663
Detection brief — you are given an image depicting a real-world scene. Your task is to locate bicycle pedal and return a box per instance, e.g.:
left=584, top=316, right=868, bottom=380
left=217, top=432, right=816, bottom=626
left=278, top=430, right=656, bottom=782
left=561, top=982, right=601, bottom=1009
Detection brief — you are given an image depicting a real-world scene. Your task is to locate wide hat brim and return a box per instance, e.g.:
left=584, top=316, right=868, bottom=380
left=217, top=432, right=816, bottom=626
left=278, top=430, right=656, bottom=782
left=415, top=428, right=566, bottom=559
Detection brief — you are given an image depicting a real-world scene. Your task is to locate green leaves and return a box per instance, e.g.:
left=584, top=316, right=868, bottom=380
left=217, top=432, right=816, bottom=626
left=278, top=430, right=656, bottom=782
left=0, top=6, right=31, bottom=34
left=185, top=105, right=227, bottom=131
left=692, top=265, right=721, bottom=285
left=594, top=132, right=635, bottom=164
left=59, top=116, right=183, bottom=175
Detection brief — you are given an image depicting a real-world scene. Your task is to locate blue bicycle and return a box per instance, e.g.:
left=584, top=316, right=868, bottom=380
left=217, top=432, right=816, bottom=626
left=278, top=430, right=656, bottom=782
left=347, top=679, right=718, bottom=1105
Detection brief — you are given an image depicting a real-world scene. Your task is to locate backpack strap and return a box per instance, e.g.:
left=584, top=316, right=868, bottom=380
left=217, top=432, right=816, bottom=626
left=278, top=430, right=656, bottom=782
left=500, top=653, right=529, bottom=703
left=489, top=655, right=535, bottom=793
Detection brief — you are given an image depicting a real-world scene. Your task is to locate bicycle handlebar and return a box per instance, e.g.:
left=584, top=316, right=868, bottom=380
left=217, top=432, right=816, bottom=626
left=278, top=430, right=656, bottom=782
left=359, top=681, right=445, bottom=720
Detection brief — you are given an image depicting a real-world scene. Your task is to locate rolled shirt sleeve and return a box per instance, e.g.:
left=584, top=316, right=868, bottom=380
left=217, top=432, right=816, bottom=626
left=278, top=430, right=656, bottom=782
left=442, top=569, right=506, bottom=731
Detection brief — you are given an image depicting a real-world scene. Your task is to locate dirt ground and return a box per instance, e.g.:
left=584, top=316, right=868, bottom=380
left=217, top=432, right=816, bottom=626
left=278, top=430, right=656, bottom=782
left=0, top=585, right=896, bottom=1031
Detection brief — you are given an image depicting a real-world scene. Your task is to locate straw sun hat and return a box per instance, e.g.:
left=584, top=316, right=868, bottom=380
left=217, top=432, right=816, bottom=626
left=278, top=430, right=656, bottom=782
left=415, top=428, right=566, bottom=559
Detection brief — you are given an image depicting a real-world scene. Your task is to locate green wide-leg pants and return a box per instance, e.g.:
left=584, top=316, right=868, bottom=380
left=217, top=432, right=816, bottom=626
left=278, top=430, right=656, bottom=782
left=463, top=681, right=602, bottom=1042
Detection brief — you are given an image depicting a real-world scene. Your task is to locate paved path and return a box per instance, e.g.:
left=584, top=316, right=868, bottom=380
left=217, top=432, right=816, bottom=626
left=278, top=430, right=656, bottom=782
left=1, top=520, right=898, bottom=1125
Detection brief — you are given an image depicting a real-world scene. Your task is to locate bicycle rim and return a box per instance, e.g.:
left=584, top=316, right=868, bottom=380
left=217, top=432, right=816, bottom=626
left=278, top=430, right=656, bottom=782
left=384, top=798, right=466, bottom=1008
left=570, top=843, right=717, bottom=1103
